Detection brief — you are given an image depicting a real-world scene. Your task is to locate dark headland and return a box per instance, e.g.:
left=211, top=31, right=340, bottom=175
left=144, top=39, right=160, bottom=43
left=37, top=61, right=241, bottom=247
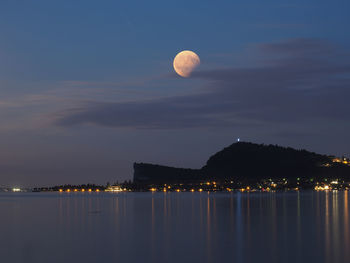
left=29, top=142, right=350, bottom=192
left=134, top=142, right=350, bottom=185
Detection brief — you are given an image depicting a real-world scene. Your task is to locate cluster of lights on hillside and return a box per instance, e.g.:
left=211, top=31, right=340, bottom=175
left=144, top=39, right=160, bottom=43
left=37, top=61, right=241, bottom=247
left=332, top=157, right=349, bottom=165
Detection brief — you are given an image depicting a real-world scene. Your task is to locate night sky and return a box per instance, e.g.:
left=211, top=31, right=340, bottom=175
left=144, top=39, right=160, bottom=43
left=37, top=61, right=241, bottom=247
left=1, top=0, right=349, bottom=187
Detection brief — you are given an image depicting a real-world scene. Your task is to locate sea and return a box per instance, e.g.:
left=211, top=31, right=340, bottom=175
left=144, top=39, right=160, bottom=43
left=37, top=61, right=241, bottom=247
left=1, top=191, right=349, bottom=263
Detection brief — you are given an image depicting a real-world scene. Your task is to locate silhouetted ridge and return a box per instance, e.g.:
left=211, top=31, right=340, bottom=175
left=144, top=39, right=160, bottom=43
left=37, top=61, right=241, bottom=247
left=202, top=142, right=330, bottom=179
left=133, top=163, right=201, bottom=183
left=133, top=142, right=349, bottom=184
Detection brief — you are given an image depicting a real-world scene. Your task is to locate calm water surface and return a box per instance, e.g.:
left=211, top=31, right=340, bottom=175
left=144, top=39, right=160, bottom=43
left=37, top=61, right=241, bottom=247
left=1, top=191, right=349, bottom=263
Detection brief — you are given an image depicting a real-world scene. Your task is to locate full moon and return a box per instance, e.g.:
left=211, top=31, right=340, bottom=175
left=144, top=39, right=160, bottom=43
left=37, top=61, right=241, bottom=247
left=173, top=50, right=200, bottom=77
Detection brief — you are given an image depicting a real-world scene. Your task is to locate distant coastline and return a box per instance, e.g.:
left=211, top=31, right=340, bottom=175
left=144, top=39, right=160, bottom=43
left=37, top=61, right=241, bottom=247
left=7, top=141, right=350, bottom=193
left=133, top=142, right=350, bottom=185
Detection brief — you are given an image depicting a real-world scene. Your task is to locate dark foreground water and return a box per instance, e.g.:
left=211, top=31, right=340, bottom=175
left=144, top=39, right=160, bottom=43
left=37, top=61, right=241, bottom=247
left=1, top=191, right=350, bottom=263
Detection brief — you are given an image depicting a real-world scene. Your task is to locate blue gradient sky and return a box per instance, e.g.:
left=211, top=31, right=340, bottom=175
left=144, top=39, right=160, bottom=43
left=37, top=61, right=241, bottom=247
left=0, top=0, right=349, bottom=186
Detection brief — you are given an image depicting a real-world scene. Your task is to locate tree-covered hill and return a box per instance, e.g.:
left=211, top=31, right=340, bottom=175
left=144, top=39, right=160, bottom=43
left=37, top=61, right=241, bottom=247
left=133, top=142, right=350, bottom=184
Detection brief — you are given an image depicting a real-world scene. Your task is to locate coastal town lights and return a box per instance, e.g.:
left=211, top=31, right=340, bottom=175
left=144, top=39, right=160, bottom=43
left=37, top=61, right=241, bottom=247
left=314, top=185, right=330, bottom=191
left=105, top=186, right=123, bottom=192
